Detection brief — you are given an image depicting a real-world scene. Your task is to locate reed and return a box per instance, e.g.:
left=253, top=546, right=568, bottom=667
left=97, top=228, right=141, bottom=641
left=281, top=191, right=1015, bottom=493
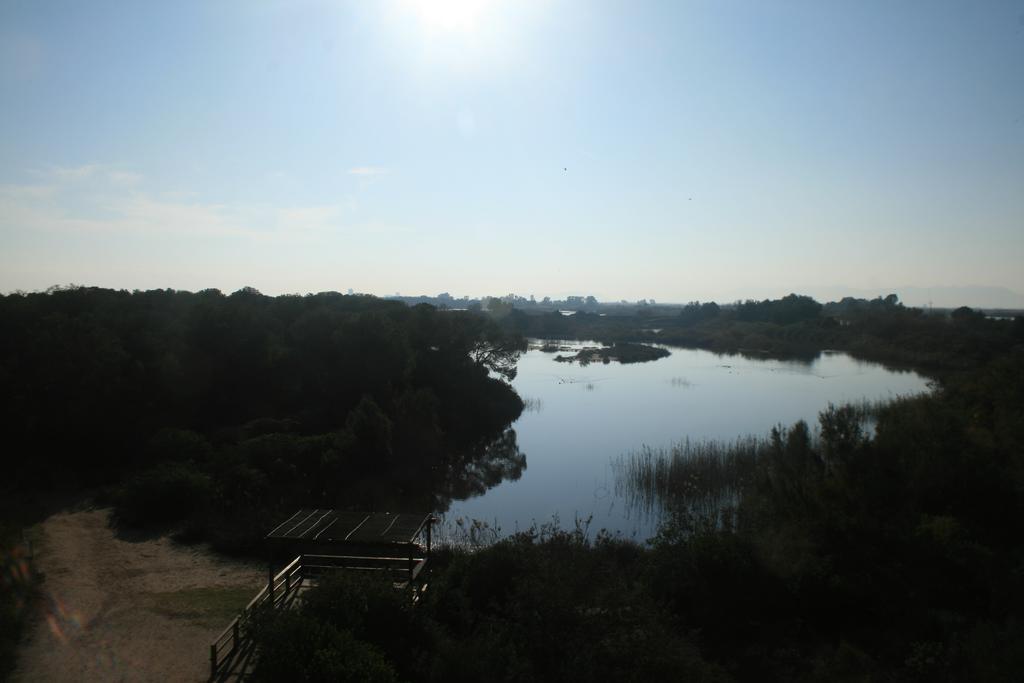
left=614, top=437, right=767, bottom=522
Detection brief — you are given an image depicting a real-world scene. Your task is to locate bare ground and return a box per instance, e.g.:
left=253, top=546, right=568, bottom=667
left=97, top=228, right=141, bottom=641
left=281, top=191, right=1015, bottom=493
left=12, top=508, right=265, bottom=682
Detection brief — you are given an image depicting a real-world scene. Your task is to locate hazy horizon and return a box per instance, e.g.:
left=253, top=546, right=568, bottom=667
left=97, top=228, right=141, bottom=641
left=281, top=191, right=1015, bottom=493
left=9, top=281, right=1023, bottom=310
left=3, top=1, right=1023, bottom=304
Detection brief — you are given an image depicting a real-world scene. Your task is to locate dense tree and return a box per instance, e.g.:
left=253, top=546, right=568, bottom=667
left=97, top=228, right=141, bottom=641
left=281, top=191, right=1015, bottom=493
left=679, top=301, right=721, bottom=325
left=0, top=287, right=527, bottom=549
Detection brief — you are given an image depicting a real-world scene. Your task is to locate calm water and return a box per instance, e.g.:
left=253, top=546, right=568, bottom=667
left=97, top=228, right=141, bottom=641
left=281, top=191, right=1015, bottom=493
left=443, top=341, right=931, bottom=542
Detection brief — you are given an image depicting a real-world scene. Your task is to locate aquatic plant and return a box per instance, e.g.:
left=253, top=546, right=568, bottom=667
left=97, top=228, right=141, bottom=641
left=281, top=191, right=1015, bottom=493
left=614, top=437, right=766, bottom=525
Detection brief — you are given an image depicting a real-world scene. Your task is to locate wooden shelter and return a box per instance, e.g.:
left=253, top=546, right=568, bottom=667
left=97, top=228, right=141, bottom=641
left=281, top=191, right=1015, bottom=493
left=266, top=508, right=433, bottom=557
left=268, top=507, right=432, bottom=548
left=265, top=509, right=434, bottom=588
left=209, top=509, right=436, bottom=679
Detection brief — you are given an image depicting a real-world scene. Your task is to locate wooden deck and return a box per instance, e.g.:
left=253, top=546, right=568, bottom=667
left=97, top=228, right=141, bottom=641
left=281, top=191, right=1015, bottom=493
left=209, top=509, right=434, bottom=680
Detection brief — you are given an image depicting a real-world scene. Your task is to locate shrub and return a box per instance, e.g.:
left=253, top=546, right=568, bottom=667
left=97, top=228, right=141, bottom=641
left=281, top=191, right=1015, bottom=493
left=113, top=462, right=212, bottom=528
left=301, top=573, right=430, bottom=678
left=249, top=611, right=398, bottom=683
left=144, top=428, right=213, bottom=464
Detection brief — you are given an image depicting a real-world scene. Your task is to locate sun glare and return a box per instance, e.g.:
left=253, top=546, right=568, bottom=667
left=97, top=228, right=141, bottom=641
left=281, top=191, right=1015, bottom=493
left=407, top=0, right=491, bottom=32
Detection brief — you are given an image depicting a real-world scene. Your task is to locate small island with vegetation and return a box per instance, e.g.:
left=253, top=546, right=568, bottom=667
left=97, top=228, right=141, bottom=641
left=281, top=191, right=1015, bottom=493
left=553, top=342, right=670, bottom=365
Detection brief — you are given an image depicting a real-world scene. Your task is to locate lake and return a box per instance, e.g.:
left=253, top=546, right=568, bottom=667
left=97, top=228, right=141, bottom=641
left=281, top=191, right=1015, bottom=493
left=442, top=340, right=931, bottom=542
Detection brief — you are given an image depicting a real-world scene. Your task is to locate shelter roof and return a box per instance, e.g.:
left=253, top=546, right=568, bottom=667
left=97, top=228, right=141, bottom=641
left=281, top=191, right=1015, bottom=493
left=266, top=509, right=431, bottom=546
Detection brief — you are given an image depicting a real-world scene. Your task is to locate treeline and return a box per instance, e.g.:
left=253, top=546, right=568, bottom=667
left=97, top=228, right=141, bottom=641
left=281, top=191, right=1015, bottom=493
left=496, top=293, right=1024, bottom=373
left=0, top=286, right=527, bottom=550
left=253, top=348, right=1024, bottom=681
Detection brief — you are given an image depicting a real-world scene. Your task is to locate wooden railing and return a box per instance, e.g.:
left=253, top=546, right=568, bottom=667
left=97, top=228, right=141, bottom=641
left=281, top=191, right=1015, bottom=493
left=300, top=553, right=428, bottom=583
left=209, top=551, right=427, bottom=680
left=209, top=555, right=303, bottom=679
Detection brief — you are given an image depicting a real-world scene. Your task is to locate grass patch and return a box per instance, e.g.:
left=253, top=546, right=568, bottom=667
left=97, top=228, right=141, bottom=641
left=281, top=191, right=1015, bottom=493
left=146, top=586, right=255, bottom=628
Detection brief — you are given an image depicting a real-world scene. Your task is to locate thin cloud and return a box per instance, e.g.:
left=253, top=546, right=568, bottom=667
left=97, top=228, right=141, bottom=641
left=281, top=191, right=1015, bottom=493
left=46, top=164, right=102, bottom=181
left=348, top=166, right=389, bottom=176
left=272, top=206, right=347, bottom=234
left=0, top=183, right=54, bottom=200
left=107, top=170, right=143, bottom=185
left=1, top=165, right=352, bottom=243
left=35, top=164, right=143, bottom=186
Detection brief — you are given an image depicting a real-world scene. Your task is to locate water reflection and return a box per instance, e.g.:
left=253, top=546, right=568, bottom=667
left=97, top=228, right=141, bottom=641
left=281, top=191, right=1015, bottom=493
left=521, top=397, right=543, bottom=413
left=367, top=428, right=526, bottom=517
left=439, top=429, right=527, bottom=507
left=445, top=341, right=931, bottom=540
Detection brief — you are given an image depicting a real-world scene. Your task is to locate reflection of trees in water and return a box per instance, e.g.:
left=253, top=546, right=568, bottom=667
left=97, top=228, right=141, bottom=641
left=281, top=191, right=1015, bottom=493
left=521, top=397, right=543, bottom=413
left=331, top=427, right=525, bottom=516
left=434, top=428, right=526, bottom=512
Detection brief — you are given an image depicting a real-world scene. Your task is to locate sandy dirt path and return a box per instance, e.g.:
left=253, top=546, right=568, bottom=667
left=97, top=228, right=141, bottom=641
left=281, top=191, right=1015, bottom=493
left=12, top=508, right=265, bottom=682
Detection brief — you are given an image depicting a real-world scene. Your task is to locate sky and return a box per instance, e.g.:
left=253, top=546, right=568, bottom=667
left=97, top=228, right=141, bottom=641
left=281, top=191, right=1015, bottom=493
left=1, top=0, right=1023, bottom=306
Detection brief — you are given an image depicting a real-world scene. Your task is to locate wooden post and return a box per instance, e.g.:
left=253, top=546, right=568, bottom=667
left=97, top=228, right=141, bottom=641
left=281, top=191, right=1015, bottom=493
left=232, top=620, right=240, bottom=651
left=210, top=643, right=218, bottom=678
left=268, top=563, right=274, bottom=605
left=426, top=518, right=432, bottom=556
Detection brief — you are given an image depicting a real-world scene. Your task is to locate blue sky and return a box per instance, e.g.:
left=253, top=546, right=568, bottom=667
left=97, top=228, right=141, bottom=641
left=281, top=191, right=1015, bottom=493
left=2, top=0, right=1022, bottom=305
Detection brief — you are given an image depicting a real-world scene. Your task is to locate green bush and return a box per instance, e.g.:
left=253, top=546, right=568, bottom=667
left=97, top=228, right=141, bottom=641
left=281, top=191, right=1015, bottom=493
left=249, top=611, right=398, bottom=683
left=144, top=428, right=213, bottom=464
left=424, top=529, right=730, bottom=682
left=301, top=572, right=430, bottom=678
left=113, top=462, right=212, bottom=528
